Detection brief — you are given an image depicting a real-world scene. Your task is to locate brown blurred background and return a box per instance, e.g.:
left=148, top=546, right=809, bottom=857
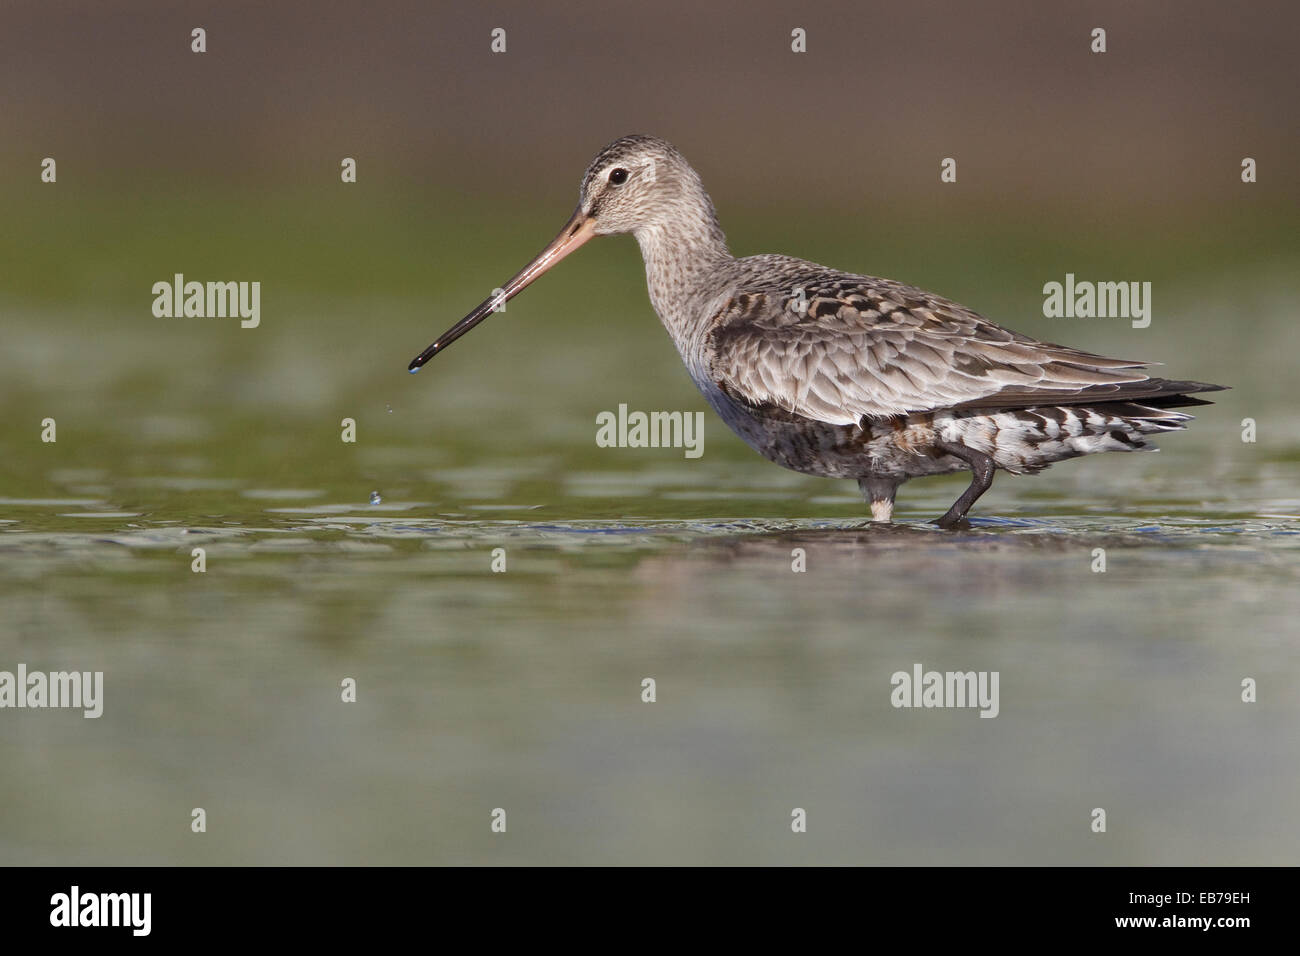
left=3, top=0, right=1295, bottom=207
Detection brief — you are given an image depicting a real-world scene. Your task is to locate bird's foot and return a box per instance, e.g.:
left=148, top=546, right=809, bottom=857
left=932, top=511, right=971, bottom=531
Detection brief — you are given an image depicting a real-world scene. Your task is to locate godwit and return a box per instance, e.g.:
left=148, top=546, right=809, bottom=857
left=409, top=135, right=1225, bottom=527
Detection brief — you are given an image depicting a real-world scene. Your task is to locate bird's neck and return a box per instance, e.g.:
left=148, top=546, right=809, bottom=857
left=634, top=210, right=732, bottom=353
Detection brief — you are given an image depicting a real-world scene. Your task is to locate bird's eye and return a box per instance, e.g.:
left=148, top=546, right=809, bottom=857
left=608, top=167, right=629, bottom=185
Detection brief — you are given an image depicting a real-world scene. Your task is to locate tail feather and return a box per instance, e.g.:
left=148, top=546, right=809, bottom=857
left=959, top=377, right=1228, bottom=411
left=964, top=395, right=1214, bottom=474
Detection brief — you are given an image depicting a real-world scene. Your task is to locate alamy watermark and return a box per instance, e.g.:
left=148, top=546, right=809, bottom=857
left=890, top=663, right=999, bottom=718
left=1042, top=273, right=1151, bottom=328
left=0, top=664, right=103, bottom=718
left=596, top=403, right=704, bottom=458
left=50, top=886, right=150, bottom=936
left=152, top=273, right=260, bottom=328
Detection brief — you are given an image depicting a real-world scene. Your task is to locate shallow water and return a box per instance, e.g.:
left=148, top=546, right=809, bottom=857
left=3, top=231, right=1299, bottom=863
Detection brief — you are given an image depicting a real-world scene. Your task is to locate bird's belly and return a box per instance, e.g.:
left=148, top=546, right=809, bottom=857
left=694, top=379, right=965, bottom=480
left=693, top=377, right=1157, bottom=480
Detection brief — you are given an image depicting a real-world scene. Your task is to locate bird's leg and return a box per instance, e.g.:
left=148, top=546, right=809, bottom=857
left=932, top=440, right=996, bottom=529
left=858, top=477, right=899, bottom=523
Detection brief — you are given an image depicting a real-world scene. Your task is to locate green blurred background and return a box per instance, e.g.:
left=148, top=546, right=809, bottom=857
left=1, top=1, right=1297, bottom=865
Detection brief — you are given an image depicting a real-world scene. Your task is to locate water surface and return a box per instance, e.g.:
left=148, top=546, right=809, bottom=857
left=2, top=216, right=1297, bottom=865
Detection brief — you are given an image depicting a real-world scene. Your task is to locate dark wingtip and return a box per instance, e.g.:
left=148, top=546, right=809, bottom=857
left=1128, top=381, right=1229, bottom=410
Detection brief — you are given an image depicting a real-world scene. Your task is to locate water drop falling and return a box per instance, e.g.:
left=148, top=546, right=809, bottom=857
left=369, top=491, right=382, bottom=505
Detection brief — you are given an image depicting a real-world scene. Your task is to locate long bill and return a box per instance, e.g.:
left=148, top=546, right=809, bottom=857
left=408, top=207, right=598, bottom=371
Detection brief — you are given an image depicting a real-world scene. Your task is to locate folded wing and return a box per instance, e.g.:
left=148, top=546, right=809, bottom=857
left=706, top=272, right=1216, bottom=424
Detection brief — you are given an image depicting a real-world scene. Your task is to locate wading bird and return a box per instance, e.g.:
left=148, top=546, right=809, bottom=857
left=409, top=135, right=1224, bottom=527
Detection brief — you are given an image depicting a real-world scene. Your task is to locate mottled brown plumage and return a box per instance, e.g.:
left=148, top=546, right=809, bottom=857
left=410, top=134, right=1226, bottom=526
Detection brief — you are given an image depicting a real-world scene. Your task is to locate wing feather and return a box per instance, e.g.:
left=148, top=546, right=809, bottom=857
left=706, top=265, right=1165, bottom=423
